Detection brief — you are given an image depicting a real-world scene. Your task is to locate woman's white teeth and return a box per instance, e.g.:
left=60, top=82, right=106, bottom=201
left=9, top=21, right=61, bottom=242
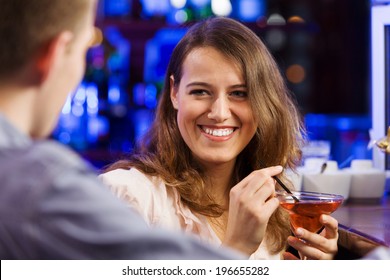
left=204, top=127, right=234, bottom=136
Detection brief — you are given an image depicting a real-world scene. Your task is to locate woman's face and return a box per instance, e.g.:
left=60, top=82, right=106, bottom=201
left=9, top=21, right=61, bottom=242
left=170, top=46, right=257, bottom=167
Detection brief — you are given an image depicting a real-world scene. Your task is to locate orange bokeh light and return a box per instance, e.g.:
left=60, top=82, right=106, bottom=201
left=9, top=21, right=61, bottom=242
left=287, top=16, right=305, bottom=23
left=286, top=64, right=305, bottom=84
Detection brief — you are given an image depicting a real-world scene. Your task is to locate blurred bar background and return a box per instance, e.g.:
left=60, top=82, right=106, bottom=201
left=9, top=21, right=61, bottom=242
left=51, top=0, right=375, bottom=172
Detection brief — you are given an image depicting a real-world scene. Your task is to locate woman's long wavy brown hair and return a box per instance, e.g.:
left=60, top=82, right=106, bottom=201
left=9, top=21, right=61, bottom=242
left=104, top=17, right=306, bottom=254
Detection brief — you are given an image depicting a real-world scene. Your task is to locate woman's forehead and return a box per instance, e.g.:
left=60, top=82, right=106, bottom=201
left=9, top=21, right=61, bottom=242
left=180, top=47, right=244, bottom=83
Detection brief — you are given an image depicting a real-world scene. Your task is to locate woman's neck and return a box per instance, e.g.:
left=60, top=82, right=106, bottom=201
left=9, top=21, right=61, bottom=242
left=200, top=160, right=236, bottom=241
left=203, top=161, right=236, bottom=207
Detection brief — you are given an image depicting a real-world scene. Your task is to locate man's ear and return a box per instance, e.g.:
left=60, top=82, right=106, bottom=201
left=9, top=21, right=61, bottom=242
left=35, top=31, right=73, bottom=83
left=170, top=75, right=179, bottom=109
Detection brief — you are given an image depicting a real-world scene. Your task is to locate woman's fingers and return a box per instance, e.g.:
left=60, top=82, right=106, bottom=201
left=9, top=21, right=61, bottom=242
left=232, top=166, right=283, bottom=199
left=287, top=236, right=333, bottom=260
left=320, top=215, right=339, bottom=239
left=235, top=166, right=283, bottom=190
left=287, top=215, right=339, bottom=260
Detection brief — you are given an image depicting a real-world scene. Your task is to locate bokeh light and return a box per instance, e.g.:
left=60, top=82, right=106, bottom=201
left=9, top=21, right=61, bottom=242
left=286, top=64, right=306, bottom=84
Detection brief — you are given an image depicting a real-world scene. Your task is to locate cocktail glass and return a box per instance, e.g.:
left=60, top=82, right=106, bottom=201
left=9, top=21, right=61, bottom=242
left=276, top=190, right=344, bottom=234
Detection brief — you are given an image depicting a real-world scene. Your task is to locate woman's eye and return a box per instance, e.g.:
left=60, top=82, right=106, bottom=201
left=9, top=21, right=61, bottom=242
left=189, top=89, right=208, bottom=96
left=230, top=91, right=248, bottom=98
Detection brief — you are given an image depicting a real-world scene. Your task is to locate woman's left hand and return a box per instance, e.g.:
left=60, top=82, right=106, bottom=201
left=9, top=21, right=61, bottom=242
left=282, top=214, right=339, bottom=260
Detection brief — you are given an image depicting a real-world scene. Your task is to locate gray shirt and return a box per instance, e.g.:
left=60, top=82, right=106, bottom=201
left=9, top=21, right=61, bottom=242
left=0, top=114, right=239, bottom=259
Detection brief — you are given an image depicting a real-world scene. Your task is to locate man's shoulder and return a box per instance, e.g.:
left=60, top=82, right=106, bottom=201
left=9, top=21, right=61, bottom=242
left=0, top=140, right=98, bottom=204
left=0, top=139, right=96, bottom=207
left=0, top=139, right=92, bottom=172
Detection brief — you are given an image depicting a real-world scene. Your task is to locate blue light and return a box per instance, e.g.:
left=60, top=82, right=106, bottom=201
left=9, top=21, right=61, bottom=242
left=62, top=95, right=72, bottom=115
left=74, top=85, right=86, bottom=105
left=58, top=132, right=71, bottom=144
left=54, top=81, right=106, bottom=150
left=85, top=83, right=99, bottom=116
left=141, top=0, right=170, bottom=17
left=144, top=28, right=187, bottom=83
left=133, top=83, right=146, bottom=106
left=108, top=84, right=121, bottom=104
left=121, top=140, right=132, bottom=153
left=133, top=109, right=155, bottom=141
left=105, top=27, right=131, bottom=72
left=238, top=0, right=265, bottom=22
left=336, top=118, right=351, bottom=131
left=174, top=9, right=189, bottom=23
left=104, top=0, right=132, bottom=17
left=108, top=86, right=120, bottom=104
left=190, top=0, right=210, bottom=7
left=72, top=104, right=84, bottom=117
left=145, top=84, right=158, bottom=109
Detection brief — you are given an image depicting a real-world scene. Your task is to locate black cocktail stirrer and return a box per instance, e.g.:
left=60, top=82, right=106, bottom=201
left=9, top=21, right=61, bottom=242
left=259, top=161, right=299, bottom=202
left=273, top=175, right=300, bottom=202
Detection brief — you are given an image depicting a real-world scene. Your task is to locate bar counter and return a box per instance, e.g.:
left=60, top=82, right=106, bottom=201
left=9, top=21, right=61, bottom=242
left=332, top=194, right=390, bottom=258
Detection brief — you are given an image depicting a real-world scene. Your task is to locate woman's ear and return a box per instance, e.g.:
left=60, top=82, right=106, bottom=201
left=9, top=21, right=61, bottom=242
left=170, top=75, right=179, bottom=109
left=35, top=31, right=73, bottom=83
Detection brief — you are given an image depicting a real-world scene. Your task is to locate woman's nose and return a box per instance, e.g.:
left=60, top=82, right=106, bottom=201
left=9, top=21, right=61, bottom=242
left=207, top=96, right=231, bottom=122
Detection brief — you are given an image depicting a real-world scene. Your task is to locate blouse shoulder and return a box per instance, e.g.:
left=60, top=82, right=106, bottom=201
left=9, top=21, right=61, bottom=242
left=99, top=168, right=170, bottom=225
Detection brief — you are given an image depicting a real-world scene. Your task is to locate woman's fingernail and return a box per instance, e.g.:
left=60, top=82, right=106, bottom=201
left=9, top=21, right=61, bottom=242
left=296, top=228, right=304, bottom=237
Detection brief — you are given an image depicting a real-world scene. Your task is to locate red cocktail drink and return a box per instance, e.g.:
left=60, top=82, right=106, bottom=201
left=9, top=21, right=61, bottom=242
left=276, top=191, right=344, bottom=233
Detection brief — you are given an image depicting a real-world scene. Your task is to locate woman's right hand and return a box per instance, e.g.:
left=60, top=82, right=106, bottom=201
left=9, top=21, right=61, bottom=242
left=222, top=165, right=283, bottom=255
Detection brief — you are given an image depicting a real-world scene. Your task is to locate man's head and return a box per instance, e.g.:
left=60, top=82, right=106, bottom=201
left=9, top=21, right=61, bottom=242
left=0, top=0, right=95, bottom=80
left=0, top=0, right=97, bottom=138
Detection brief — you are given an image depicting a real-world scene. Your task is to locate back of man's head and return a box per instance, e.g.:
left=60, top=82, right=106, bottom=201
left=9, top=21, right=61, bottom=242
left=0, top=0, right=91, bottom=81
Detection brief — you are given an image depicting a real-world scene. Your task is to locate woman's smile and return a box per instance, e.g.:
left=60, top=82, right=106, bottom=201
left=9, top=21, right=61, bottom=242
left=199, top=125, right=237, bottom=141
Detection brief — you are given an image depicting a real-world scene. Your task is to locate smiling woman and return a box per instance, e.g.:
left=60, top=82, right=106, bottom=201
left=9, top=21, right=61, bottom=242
left=100, top=17, right=341, bottom=260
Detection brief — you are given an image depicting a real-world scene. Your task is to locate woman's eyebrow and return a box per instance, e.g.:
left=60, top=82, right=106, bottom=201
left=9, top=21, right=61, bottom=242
left=186, top=82, right=211, bottom=88
left=230, top=84, right=247, bottom=89
left=186, top=82, right=247, bottom=89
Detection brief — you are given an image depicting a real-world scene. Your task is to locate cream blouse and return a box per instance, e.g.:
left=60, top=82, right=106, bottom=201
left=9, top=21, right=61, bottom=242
left=99, top=168, right=281, bottom=260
